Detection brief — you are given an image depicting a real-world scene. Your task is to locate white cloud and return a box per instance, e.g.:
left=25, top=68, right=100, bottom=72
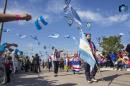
left=45, top=0, right=64, bottom=14
left=108, top=14, right=129, bottom=22
left=78, top=10, right=129, bottom=26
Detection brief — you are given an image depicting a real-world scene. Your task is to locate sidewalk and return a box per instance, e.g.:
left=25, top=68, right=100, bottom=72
left=1, top=69, right=130, bottom=86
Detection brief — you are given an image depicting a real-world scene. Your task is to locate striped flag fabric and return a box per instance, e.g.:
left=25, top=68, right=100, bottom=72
left=70, top=57, right=81, bottom=72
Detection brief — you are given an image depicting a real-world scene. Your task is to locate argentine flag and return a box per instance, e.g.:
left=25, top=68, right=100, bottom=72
left=79, top=33, right=96, bottom=71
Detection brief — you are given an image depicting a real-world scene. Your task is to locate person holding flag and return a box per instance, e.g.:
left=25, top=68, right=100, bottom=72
left=79, top=32, right=98, bottom=83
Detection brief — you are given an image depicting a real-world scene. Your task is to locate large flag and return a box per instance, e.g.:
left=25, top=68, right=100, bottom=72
left=79, top=34, right=96, bottom=71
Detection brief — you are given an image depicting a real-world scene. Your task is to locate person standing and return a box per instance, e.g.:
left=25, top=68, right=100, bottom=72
left=24, top=56, right=30, bottom=72
left=47, top=56, right=52, bottom=72
left=35, top=54, right=41, bottom=73
left=53, top=49, right=62, bottom=77
left=64, top=54, right=70, bottom=72
left=79, top=33, right=98, bottom=83
left=4, top=58, right=12, bottom=83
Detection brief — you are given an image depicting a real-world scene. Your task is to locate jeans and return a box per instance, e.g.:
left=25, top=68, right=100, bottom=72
left=53, top=61, right=59, bottom=74
left=84, top=62, right=97, bottom=81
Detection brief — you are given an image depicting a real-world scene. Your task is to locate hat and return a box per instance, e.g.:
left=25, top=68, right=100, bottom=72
left=84, top=33, right=91, bottom=36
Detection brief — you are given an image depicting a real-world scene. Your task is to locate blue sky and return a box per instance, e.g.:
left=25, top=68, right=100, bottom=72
left=0, top=0, right=130, bottom=55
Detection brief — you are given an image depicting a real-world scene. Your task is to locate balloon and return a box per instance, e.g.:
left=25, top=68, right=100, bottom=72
left=64, top=5, right=72, bottom=14
left=38, top=42, right=40, bottom=45
left=3, top=29, right=10, bottom=33
left=119, top=4, right=128, bottom=12
left=30, top=35, right=40, bottom=45
left=71, top=7, right=82, bottom=25
left=119, top=33, right=124, bottom=36
left=63, top=0, right=82, bottom=29
left=72, top=36, right=76, bottom=40
left=64, top=5, right=69, bottom=13
left=43, top=46, right=46, bottom=50
left=35, top=16, right=48, bottom=30
left=15, top=49, right=19, bottom=54
left=65, top=16, right=73, bottom=26
left=52, top=46, right=55, bottom=50
left=30, top=35, right=38, bottom=41
left=8, top=48, right=14, bottom=52
left=86, top=22, right=92, bottom=29
left=64, top=35, right=71, bottom=38
left=65, top=0, right=71, bottom=6
left=6, top=43, right=18, bottom=48
left=48, top=33, right=60, bottom=38
left=19, top=51, right=23, bottom=55
left=0, top=43, right=18, bottom=53
left=0, top=45, right=6, bottom=52
left=16, top=34, right=27, bottom=39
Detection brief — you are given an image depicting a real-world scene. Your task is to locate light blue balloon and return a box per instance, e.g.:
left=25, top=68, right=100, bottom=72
left=0, top=43, right=7, bottom=52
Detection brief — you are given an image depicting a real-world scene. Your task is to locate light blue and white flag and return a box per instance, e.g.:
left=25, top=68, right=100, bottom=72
left=35, top=16, right=48, bottom=30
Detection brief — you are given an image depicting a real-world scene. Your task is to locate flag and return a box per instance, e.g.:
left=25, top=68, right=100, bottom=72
left=70, top=57, right=81, bottom=72
left=35, top=16, right=48, bottom=30
left=71, top=7, right=82, bottom=26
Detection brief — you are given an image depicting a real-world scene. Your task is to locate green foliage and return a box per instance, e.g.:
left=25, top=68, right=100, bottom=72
left=100, top=35, right=124, bottom=54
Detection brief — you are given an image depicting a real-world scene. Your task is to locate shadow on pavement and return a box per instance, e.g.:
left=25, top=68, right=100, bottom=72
left=2, top=72, right=57, bottom=86
left=56, top=83, right=77, bottom=86
left=3, top=72, right=78, bottom=86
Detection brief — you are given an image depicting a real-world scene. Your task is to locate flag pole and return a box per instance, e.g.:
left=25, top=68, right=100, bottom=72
left=0, top=0, right=8, bottom=44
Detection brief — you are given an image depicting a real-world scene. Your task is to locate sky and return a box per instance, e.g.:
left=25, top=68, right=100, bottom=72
left=0, top=0, right=130, bottom=56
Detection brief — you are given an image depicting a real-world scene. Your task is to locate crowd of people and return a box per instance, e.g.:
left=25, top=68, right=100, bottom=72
left=0, top=11, right=130, bottom=85
left=0, top=12, right=32, bottom=85
left=1, top=44, right=130, bottom=84
left=97, top=50, right=130, bottom=70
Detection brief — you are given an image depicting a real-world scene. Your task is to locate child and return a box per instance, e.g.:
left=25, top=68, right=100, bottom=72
left=70, top=53, right=81, bottom=74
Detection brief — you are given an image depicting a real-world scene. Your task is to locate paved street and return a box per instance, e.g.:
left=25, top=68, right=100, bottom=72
left=2, top=69, right=130, bottom=86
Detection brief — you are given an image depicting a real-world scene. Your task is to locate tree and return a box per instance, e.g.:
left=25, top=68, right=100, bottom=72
left=99, top=35, right=124, bottom=54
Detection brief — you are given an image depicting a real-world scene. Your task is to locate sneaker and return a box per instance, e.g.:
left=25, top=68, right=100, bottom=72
left=87, top=80, right=92, bottom=83
left=91, top=78, right=97, bottom=82
left=54, top=74, right=58, bottom=77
